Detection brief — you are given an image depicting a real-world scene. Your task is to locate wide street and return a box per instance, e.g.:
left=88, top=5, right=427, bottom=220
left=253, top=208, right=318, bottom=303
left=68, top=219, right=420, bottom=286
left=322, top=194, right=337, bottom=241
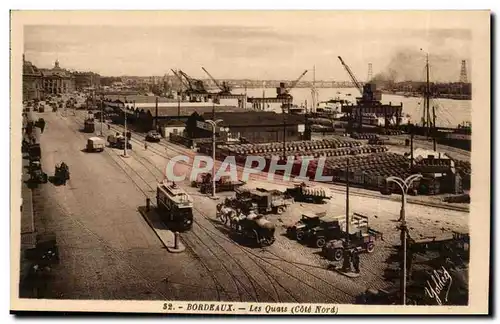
left=23, top=108, right=469, bottom=303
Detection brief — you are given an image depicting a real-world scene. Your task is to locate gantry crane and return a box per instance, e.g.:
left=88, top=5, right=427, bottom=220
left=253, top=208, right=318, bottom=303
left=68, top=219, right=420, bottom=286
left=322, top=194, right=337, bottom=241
left=201, top=67, right=232, bottom=95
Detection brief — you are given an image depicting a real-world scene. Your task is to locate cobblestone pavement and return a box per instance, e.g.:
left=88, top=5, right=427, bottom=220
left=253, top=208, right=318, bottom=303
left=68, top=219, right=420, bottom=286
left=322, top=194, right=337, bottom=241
left=21, top=110, right=469, bottom=303
left=26, top=111, right=211, bottom=300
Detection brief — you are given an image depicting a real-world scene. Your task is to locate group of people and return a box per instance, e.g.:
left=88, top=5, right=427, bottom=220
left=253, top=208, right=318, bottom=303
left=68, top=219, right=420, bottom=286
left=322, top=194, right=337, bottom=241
left=341, top=247, right=361, bottom=274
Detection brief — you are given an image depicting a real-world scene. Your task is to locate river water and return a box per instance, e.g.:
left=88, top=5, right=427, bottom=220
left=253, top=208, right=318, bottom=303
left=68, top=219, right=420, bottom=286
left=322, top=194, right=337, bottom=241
left=230, top=87, right=471, bottom=128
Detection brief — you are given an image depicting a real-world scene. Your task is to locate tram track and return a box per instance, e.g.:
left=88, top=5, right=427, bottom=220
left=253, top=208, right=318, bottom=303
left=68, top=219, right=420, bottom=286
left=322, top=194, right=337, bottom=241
left=69, top=115, right=280, bottom=302
left=71, top=115, right=350, bottom=302
left=68, top=113, right=465, bottom=302
left=92, top=117, right=413, bottom=301
left=100, top=119, right=468, bottom=213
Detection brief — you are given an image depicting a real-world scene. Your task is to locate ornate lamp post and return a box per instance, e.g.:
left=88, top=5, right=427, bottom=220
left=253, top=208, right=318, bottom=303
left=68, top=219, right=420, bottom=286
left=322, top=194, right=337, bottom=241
left=386, top=174, right=423, bottom=305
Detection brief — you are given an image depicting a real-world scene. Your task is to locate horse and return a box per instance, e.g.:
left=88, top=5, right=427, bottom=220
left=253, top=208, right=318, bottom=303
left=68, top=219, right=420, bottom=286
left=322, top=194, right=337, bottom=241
left=217, top=205, right=237, bottom=225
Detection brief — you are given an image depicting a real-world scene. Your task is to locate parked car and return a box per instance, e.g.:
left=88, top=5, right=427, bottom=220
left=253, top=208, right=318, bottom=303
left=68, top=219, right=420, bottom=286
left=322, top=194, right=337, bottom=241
left=145, top=130, right=161, bottom=142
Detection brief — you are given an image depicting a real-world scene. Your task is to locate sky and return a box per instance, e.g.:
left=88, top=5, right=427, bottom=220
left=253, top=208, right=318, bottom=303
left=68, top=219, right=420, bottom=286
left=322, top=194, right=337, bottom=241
left=23, top=11, right=474, bottom=82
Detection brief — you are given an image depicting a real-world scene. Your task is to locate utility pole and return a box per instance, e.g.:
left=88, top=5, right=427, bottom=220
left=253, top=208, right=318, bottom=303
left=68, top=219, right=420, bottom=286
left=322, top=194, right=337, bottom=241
left=340, top=158, right=354, bottom=274
left=212, top=97, right=215, bottom=121
left=205, top=119, right=222, bottom=199
left=282, top=106, right=286, bottom=160
left=155, top=96, right=159, bottom=131
left=123, top=101, right=129, bottom=158
left=100, top=96, right=104, bottom=136
left=410, top=129, right=414, bottom=169
left=432, top=105, right=437, bottom=151
left=312, top=65, right=317, bottom=113
left=345, top=158, right=350, bottom=246
left=177, top=92, right=181, bottom=118
left=425, top=53, right=431, bottom=137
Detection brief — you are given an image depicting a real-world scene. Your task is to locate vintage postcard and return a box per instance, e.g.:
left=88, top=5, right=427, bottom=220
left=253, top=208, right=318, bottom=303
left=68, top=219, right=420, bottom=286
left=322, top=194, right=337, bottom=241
left=10, top=10, right=490, bottom=315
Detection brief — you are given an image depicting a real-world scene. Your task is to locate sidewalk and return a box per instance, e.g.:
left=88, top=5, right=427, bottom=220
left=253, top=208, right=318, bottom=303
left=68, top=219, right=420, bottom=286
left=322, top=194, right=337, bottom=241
left=138, top=206, right=185, bottom=253
left=21, top=158, right=36, bottom=247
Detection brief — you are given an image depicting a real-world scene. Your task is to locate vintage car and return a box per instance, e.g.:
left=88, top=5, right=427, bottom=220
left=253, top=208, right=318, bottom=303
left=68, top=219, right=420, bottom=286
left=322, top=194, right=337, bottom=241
left=145, top=130, right=162, bottom=142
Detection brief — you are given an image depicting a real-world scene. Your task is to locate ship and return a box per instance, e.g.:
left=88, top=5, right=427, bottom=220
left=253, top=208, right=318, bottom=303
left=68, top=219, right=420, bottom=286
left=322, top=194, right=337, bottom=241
left=340, top=83, right=407, bottom=128
left=411, top=54, right=472, bottom=151
left=337, top=56, right=407, bottom=129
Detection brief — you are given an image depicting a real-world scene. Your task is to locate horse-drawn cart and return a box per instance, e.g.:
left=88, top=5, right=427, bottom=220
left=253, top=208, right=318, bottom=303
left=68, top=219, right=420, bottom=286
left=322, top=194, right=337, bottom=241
left=54, top=162, right=70, bottom=185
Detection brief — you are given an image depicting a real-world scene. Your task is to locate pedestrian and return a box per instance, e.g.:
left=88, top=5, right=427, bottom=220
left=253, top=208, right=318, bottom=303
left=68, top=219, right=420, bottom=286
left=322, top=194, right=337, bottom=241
left=144, top=142, right=148, bottom=150
left=353, top=249, right=360, bottom=273
left=107, top=124, right=111, bottom=130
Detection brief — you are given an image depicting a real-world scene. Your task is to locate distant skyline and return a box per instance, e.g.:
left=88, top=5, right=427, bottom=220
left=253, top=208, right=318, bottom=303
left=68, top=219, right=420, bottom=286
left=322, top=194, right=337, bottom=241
left=24, top=12, right=472, bottom=82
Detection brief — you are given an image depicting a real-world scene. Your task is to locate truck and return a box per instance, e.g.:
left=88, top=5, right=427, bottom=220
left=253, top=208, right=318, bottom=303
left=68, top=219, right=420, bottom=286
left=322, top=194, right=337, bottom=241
left=235, top=187, right=292, bottom=215
left=285, top=182, right=332, bottom=204
left=294, top=213, right=347, bottom=248
left=286, top=211, right=328, bottom=241
left=86, top=137, right=105, bottom=152
left=84, top=118, right=95, bottom=133
left=28, top=160, right=48, bottom=184
left=193, top=173, right=246, bottom=194
left=107, top=133, right=132, bottom=150
left=321, top=213, right=383, bottom=259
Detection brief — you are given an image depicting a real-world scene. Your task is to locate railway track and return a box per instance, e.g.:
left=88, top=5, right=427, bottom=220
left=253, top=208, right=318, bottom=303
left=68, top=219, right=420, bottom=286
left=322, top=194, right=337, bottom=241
left=71, top=115, right=358, bottom=302
left=97, top=119, right=469, bottom=213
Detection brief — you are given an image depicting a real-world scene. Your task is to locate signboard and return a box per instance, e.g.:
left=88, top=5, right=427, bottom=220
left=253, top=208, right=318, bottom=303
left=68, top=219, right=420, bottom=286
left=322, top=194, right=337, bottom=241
left=196, top=121, right=213, bottom=131
left=297, top=124, right=305, bottom=133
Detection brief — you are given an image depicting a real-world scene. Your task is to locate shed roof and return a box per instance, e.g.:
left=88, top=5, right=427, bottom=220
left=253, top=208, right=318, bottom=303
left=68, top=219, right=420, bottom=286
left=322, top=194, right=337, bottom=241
left=200, top=111, right=306, bottom=127
left=161, top=119, right=186, bottom=127
left=137, top=105, right=242, bottom=117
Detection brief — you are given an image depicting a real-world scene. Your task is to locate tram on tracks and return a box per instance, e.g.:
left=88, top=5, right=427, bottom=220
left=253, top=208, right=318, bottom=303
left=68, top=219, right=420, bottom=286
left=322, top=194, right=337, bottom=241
left=156, top=180, right=194, bottom=231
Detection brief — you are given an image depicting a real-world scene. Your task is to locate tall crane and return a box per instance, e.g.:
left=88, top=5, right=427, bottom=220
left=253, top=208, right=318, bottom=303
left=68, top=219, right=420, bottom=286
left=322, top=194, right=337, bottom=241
left=286, top=70, right=308, bottom=94
left=338, top=56, right=363, bottom=95
left=178, top=70, right=207, bottom=94
left=201, top=67, right=232, bottom=95
left=171, top=69, right=189, bottom=90
left=277, top=70, right=308, bottom=99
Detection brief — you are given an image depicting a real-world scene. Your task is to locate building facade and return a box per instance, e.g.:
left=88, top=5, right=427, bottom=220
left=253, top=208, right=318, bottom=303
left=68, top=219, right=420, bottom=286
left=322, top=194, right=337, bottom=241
left=186, top=111, right=308, bottom=144
left=41, top=60, right=75, bottom=95
left=22, top=55, right=44, bottom=101
left=74, top=72, right=101, bottom=90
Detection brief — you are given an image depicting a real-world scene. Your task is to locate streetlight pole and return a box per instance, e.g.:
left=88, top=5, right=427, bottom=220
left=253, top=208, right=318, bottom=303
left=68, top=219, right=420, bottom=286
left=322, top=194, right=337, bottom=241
left=100, top=96, right=104, bottom=136
left=282, top=105, right=286, bottom=160
left=123, top=101, right=129, bottom=158
left=205, top=119, right=223, bottom=199
left=386, top=174, right=423, bottom=305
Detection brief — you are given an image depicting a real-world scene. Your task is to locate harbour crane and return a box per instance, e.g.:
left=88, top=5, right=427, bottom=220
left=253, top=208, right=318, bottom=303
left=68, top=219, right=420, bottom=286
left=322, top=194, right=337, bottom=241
left=171, top=69, right=189, bottom=91
left=277, top=70, right=308, bottom=99
left=337, top=56, right=363, bottom=95
left=177, top=70, right=207, bottom=94
left=201, top=67, right=232, bottom=95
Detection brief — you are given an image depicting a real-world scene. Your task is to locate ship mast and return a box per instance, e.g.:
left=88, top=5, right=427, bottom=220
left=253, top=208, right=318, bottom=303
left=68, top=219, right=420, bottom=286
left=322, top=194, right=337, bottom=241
left=311, top=65, right=317, bottom=113
left=422, top=51, right=437, bottom=150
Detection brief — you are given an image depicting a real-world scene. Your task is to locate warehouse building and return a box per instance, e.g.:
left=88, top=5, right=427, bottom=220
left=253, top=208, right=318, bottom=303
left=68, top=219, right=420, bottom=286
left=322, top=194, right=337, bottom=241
left=185, top=111, right=308, bottom=144
left=109, top=103, right=242, bottom=132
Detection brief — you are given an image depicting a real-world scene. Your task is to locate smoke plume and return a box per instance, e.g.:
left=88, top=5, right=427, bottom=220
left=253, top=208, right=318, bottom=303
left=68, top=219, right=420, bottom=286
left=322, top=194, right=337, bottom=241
left=371, top=48, right=469, bottom=84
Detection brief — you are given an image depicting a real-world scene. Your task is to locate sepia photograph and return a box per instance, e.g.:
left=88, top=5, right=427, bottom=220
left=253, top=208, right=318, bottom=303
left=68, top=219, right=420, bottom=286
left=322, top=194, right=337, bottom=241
left=10, top=10, right=491, bottom=315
